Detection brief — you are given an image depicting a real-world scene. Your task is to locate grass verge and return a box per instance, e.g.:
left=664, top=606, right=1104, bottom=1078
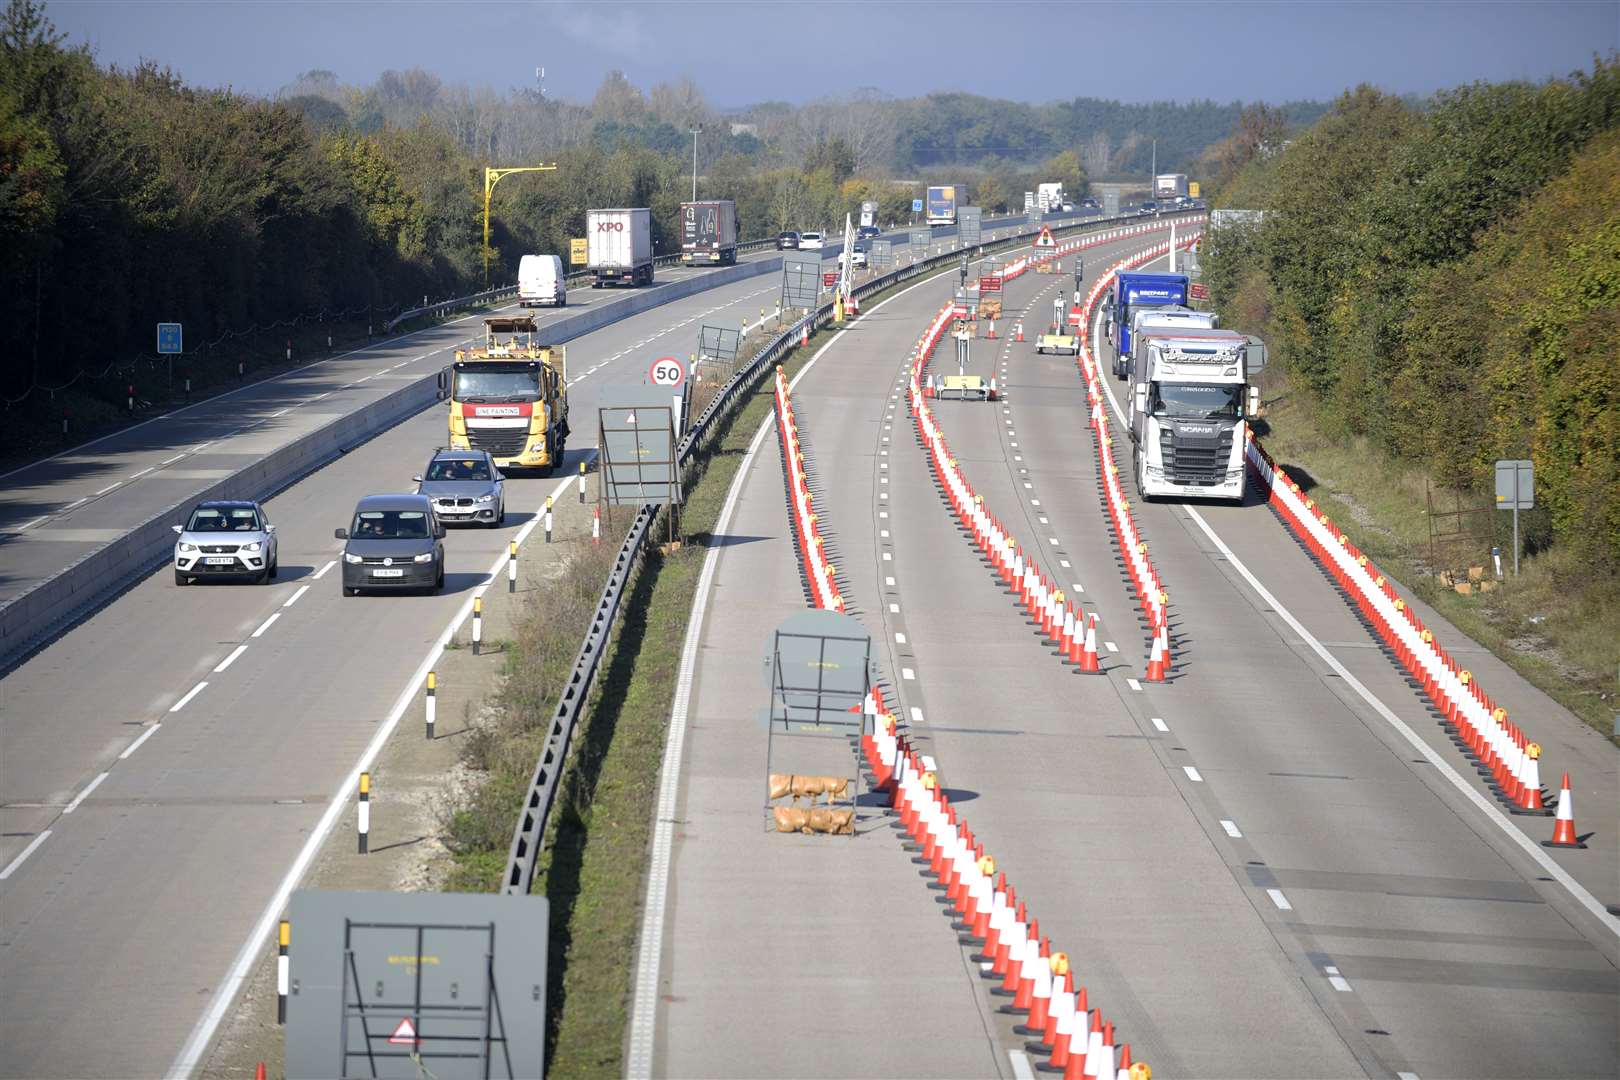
left=1258, top=385, right=1619, bottom=744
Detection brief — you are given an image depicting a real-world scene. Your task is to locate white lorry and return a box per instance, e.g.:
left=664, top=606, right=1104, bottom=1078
left=587, top=207, right=654, bottom=287
left=1126, top=326, right=1265, bottom=502
left=517, top=254, right=566, bottom=307
left=1037, top=182, right=1064, bottom=213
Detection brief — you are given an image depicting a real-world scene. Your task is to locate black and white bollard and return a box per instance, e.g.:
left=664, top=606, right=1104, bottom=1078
left=357, top=772, right=370, bottom=854
left=277, top=920, right=290, bottom=1024
left=425, top=671, right=437, bottom=739
left=578, top=461, right=586, bottom=503
left=471, top=597, right=483, bottom=655
left=544, top=497, right=553, bottom=543
left=508, top=540, right=518, bottom=593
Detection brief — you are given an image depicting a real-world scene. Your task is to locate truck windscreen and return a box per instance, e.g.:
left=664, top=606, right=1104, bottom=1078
left=455, top=368, right=540, bottom=403
left=1153, top=383, right=1241, bottom=420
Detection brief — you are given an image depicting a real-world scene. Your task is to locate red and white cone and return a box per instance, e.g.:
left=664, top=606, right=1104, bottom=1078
left=1077, top=613, right=1101, bottom=673
left=592, top=507, right=601, bottom=546
left=1143, top=625, right=1167, bottom=682
left=800, top=321, right=810, bottom=347
left=987, top=319, right=998, bottom=339
left=1016, top=322, right=1025, bottom=342
left=1517, top=741, right=1548, bottom=813
left=1543, top=773, right=1586, bottom=848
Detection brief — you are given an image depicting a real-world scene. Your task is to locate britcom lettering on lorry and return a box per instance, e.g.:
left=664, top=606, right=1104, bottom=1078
left=926, top=185, right=959, bottom=226
left=1126, top=327, right=1265, bottom=502
left=1104, top=270, right=1189, bottom=378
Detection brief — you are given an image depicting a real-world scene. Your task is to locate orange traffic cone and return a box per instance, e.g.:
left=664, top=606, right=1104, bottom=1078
left=1077, top=613, right=1101, bottom=673
left=987, top=319, right=998, bottom=339
left=255, top=1065, right=267, bottom=1080
left=1543, top=773, right=1586, bottom=848
left=592, top=506, right=601, bottom=546
left=1143, top=626, right=1166, bottom=682
left=800, top=321, right=810, bottom=347
left=1015, top=322, right=1025, bottom=342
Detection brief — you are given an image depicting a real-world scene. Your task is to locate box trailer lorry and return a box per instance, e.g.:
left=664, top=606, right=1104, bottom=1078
left=680, top=200, right=738, bottom=265
left=926, top=185, right=960, bottom=226
left=1103, top=271, right=1190, bottom=378
left=587, top=207, right=654, bottom=287
left=1154, top=174, right=1190, bottom=202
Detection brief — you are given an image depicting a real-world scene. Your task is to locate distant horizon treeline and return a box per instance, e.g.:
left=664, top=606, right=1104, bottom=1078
left=1203, top=56, right=1620, bottom=576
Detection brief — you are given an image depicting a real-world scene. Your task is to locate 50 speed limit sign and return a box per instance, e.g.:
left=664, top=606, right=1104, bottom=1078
left=649, top=356, right=686, bottom=388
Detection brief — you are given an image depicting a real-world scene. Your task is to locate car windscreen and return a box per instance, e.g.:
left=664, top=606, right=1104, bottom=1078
left=1152, top=383, right=1241, bottom=420
left=425, top=458, right=492, bottom=482
left=188, top=507, right=260, bottom=532
left=351, top=510, right=430, bottom=539
left=453, top=368, right=540, bottom=402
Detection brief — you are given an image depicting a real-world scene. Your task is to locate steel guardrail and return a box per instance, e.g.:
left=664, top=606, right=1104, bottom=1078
left=497, top=208, right=1203, bottom=895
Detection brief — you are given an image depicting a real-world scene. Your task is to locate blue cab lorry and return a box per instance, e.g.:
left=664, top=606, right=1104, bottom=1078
left=1104, top=271, right=1189, bottom=378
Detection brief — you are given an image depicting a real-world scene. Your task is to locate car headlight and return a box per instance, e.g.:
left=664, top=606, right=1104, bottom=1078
left=344, top=552, right=363, bottom=564
left=178, top=542, right=196, bottom=553
left=476, top=493, right=495, bottom=503
left=413, top=552, right=436, bottom=564
left=242, top=541, right=261, bottom=552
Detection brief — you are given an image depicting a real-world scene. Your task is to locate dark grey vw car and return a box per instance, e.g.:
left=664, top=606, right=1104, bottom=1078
left=414, top=448, right=505, bottom=527
left=335, top=493, right=445, bottom=596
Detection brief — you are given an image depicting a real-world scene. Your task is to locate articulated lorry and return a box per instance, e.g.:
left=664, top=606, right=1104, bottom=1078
left=1154, top=173, right=1190, bottom=202
left=926, top=185, right=960, bottom=226
left=1104, top=271, right=1189, bottom=378
left=1126, top=327, right=1265, bottom=502
left=442, top=317, right=569, bottom=473
left=680, top=200, right=738, bottom=264
left=587, top=207, right=654, bottom=287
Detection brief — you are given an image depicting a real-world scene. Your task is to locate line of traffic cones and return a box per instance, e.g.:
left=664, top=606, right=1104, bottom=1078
left=774, top=366, right=843, bottom=612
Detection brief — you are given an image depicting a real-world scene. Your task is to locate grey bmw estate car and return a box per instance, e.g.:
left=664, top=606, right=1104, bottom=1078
left=335, top=493, right=445, bottom=595
left=414, top=448, right=505, bottom=527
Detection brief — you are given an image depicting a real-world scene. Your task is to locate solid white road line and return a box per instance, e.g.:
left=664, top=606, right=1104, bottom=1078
left=1090, top=254, right=1620, bottom=938
left=0, top=831, right=51, bottom=880
left=62, top=772, right=109, bottom=814
left=119, top=724, right=162, bottom=760
left=626, top=266, right=965, bottom=1079
left=170, top=468, right=579, bottom=1079
left=251, top=613, right=280, bottom=638
left=169, top=681, right=208, bottom=712
left=212, top=645, right=248, bottom=673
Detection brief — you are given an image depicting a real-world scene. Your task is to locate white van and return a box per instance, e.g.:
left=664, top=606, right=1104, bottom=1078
left=518, top=254, right=566, bottom=308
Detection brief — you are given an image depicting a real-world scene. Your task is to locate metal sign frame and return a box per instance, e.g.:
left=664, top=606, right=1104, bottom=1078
left=1495, top=459, right=1534, bottom=576
left=597, top=393, right=681, bottom=508
left=958, top=207, right=982, bottom=248
left=698, top=323, right=741, bottom=364
left=780, top=251, right=823, bottom=310
left=870, top=239, right=893, bottom=269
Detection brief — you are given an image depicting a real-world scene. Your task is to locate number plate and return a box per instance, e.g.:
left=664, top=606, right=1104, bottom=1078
left=371, top=568, right=405, bottom=578
left=204, top=557, right=236, bottom=565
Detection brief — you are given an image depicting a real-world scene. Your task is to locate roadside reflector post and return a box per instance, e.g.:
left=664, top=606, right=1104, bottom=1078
left=185, top=376, right=192, bottom=399
left=578, top=461, right=586, bottom=503
left=544, top=496, right=554, bottom=543
left=277, top=920, right=290, bottom=1024
left=127, top=384, right=135, bottom=412
left=592, top=507, right=601, bottom=545
left=508, top=540, right=518, bottom=593
left=285, top=339, right=292, bottom=362
left=357, top=772, right=370, bottom=855
left=326, top=334, right=333, bottom=352
left=425, top=671, right=437, bottom=739
left=238, top=360, right=244, bottom=381
left=472, top=597, right=483, bottom=655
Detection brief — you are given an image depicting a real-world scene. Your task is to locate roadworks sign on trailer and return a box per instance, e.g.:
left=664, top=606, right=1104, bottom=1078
left=1034, top=225, right=1056, bottom=248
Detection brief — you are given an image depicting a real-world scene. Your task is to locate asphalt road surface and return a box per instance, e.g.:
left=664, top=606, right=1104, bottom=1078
left=640, top=228, right=1618, bottom=1078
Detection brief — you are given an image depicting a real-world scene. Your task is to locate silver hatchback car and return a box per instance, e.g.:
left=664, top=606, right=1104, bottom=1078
left=173, top=500, right=278, bottom=585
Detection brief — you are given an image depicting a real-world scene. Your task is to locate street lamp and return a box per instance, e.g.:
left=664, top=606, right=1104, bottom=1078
left=483, top=165, right=557, bottom=287
left=689, top=126, right=702, bottom=202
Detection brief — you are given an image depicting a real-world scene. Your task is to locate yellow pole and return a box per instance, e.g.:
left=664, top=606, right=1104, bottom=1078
left=483, top=165, right=559, bottom=287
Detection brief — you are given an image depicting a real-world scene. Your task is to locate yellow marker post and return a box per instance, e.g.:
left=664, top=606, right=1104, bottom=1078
left=357, top=773, right=371, bottom=854
left=277, top=920, right=290, bottom=1024
left=425, top=671, right=437, bottom=739
left=508, top=540, right=518, bottom=594
left=578, top=460, right=587, bottom=503
left=472, top=597, right=484, bottom=655
left=544, top=495, right=554, bottom=544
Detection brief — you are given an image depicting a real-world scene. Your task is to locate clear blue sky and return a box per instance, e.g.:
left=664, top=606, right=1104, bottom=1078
left=47, top=0, right=1620, bottom=106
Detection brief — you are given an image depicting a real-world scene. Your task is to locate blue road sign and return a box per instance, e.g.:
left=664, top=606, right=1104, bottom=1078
left=911, top=199, right=924, bottom=213
left=157, top=322, right=183, bottom=355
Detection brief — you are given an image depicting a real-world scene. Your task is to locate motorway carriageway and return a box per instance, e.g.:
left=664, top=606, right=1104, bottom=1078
left=0, top=210, right=1059, bottom=618
left=639, top=228, right=1618, bottom=1078
left=0, top=263, right=858, bottom=1079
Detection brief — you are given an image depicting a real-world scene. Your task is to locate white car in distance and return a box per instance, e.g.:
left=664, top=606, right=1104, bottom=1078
left=798, top=231, right=825, bottom=250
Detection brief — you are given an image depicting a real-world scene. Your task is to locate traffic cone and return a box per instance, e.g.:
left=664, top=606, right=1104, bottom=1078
left=1543, top=773, right=1586, bottom=848
left=592, top=507, right=601, bottom=546
left=1077, top=613, right=1101, bottom=672
left=800, top=321, right=810, bottom=347
left=1144, top=627, right=1166, bottom=682
left=255, top=1065, right=266, bottom=1080
left=1516, top=741, right=1549, bottom=814
left=987, top=319, right=998, bottom=339
left=1016, top=322, right=1025, bottom=342
left=1015, top=955, right=1056, bottom=1035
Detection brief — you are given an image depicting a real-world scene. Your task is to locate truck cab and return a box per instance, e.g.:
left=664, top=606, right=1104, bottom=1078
left=1126, top=328, right=1265, bottom=503
left=444, top=317, right=570, bottom=474
left=1104, top=271, right=1190, bottom=379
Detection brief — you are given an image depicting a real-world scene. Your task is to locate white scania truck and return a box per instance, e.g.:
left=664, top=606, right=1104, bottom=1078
left=1126, top=327, right=1266, bottom=502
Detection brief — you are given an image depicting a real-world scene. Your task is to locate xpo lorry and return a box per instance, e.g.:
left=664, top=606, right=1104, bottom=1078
left=587, top=207, right=654, bottom=287
left=680, top=200, right=738, bottom=264
left=1126, top=327, right=1264, bottom=502
left=1104, top=270, right=1190, bottom=378
left=926, top=185, right=960, bottom=226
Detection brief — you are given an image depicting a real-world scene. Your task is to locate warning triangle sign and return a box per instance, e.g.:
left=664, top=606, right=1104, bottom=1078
left=625, top=411, right=637, bottom=424
left=388, top=1018, right=419, bottom=1046
left=1034, top=226, right=1056, bottom=248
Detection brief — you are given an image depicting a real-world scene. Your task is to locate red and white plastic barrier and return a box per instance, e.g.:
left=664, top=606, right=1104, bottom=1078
left=1244, top=438, right=1553, bottom=816
left=774, top=366, right=845, bottom=612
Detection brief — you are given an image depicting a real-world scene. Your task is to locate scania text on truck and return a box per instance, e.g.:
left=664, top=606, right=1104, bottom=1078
left=1126, top=327, right=1265, bottom=502
left=587, top=207, right=654, bottom=287
left=1104, top=270, right=1190, bottom=378
left=442, top=316, right=570, bottom=473
left=926, top=185, right=960, bottom=226
left=1154, top=173, right=1190, bottom=202
left=680, top=200, right=738, bottom=264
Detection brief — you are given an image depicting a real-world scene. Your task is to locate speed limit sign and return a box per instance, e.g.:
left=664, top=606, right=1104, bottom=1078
left=649, top=356, right=686, bottom=388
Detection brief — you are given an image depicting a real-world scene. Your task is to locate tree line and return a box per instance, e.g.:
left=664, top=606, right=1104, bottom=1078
left=1201, top=57, right=1620, bottom=575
